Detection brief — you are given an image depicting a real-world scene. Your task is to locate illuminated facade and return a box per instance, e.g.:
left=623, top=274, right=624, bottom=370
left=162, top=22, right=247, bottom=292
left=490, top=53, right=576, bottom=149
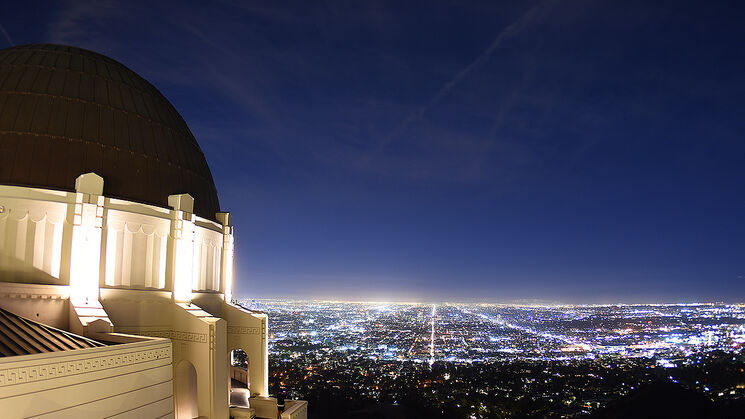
left=0, top=44, right=306, bottom=418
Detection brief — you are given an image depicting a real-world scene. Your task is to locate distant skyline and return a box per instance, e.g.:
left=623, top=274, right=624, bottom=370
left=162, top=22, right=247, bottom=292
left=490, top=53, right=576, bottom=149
left=242, top=298, right=737, bottom=307
left=3, top=1, right=744, bottom=302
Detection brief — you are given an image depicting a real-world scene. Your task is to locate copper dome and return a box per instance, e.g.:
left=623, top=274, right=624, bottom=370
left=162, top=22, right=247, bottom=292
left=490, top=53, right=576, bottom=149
left=0, top=44, right=220, bottom=220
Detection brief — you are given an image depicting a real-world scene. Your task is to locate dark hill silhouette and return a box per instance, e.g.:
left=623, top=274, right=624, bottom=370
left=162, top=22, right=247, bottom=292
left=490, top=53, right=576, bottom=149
left=590, top=381, right=745, bottom=419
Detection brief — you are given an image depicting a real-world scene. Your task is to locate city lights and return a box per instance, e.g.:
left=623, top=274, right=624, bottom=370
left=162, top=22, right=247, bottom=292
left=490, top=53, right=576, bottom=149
left=244, top=299, right=745, bottom=417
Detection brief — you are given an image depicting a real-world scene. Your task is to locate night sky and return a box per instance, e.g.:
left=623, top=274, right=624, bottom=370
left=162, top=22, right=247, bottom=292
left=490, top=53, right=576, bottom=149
left=3, top=1, right=744, bottom=303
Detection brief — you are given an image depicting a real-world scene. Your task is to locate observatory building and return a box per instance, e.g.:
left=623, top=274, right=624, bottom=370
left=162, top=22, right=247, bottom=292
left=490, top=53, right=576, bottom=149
left=0, top=44, right=306, bottom=418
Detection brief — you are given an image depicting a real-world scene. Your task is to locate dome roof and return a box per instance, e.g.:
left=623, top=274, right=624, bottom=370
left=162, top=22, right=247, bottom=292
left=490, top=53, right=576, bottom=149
left=0, top=44, right=220, bottom=219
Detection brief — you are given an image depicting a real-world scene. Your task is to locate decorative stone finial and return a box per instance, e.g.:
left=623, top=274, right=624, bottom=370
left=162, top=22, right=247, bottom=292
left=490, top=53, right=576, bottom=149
left=75, top=173, right=104, bottom=195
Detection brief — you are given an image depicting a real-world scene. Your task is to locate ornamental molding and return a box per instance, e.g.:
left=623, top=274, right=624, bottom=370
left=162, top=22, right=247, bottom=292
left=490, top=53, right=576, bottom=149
left=0, top=346, right=171, bottom=387
left=115, top=328, right=208, bottom=344
left=209, top=324, right=216, bottom=350
left=227, top=326, right=261, bottom=335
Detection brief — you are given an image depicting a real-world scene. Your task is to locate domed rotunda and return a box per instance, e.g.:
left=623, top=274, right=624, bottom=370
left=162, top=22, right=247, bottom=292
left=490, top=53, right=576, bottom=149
left=0, top=45, right=302, bottom=419
left=0, top=44, right=219, bottom=220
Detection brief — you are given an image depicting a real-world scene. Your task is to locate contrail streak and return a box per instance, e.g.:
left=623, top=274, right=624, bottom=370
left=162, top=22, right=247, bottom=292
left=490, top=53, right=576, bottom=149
left=380, top=0, right=551, bottom=151
left=0, top=23, right=14, bottom=47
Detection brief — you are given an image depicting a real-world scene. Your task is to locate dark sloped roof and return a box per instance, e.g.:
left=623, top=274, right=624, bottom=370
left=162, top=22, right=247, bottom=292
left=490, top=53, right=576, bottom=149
left=0, top=44, right=220, bottom=220
left=0, top=306, right=106, bottom=357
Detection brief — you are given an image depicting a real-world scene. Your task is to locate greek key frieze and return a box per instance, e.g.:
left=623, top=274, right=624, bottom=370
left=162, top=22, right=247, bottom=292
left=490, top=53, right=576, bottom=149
left=227, top=326, right=262, bottom=335
left=116, top=328, right=208, bottom=343
left=0, top=346, right=171, bottom=386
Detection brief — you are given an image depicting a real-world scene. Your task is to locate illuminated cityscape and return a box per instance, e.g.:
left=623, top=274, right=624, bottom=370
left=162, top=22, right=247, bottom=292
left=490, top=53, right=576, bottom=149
left=2, top=1, right=745, bottom=418
left=238, top=299, right=745, bottom=417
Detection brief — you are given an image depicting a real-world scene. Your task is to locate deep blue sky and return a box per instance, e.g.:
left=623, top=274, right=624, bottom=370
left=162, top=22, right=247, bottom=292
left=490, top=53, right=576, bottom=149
left=3, top=1, right=744, bottom=303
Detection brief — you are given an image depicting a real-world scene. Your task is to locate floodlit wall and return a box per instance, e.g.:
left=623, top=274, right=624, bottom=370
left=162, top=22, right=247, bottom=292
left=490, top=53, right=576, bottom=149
left=1, top=179, right=273, bottom=416
left=0, top=283, right=70, bottom=330
left=174, top=360, right=199, bottom=419
left=103, top=292, right=230, bottom=419
left=193, top=293, right=270, bottom=397
left=0, top=183, right=230, bottom=297
left=172, top=304, right=229, bottom=419
left=192, top=219, right=223, bottom=293
left=0, top=337, right=173, bottom=419
left=0, top=186, right=71, bottom=286
left=103, top=208, right=170, bottom=289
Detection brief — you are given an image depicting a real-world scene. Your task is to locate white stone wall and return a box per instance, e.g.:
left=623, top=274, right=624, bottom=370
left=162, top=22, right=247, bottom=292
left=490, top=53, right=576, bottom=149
left=0, top=184, right=231, bottom=297
left=104, top=209, right=170, bottom=289
left=0, top=187, right=70, bottom=285
left=192, top=219, right=223, bottom=292
left=0, top=180, right=266, bottom=417
left=0, top=337, right=174, bottom=418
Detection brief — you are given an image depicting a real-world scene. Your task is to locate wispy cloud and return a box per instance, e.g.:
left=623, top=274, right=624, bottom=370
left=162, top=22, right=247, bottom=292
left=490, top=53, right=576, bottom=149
left=178, top=22, right=281, bottom=126
left=48, top=0, right=128, bottom=47
left=41, top=1, right=553, bottom=187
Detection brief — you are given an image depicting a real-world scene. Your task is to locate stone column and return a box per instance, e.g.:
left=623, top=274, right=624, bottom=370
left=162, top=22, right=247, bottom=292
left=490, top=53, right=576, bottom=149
left=216, top=212, right=234, bottom=303
left=69, top=173, right=104, bottom=305
left=169, top=194, right=195, bottom=302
